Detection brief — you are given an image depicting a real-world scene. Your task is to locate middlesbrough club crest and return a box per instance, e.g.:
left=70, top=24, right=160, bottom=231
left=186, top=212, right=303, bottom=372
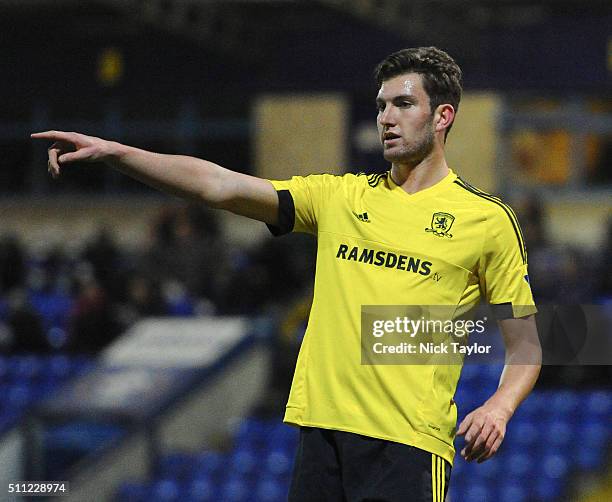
left=425, top=212, right=455, bottom=238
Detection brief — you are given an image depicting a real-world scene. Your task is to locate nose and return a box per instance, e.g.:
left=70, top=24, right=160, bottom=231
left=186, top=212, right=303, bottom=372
left=378, top=105, right=395, bottom=126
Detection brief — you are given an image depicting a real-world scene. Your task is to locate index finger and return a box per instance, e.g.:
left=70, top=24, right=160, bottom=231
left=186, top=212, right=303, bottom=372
left=31, top=131, right=72, bottom=141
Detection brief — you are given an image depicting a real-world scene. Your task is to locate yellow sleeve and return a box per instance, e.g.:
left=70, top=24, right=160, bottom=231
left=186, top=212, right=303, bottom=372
left=479, top=203, right=537, bottom=319
left=267, top=174, right=343, bottom=235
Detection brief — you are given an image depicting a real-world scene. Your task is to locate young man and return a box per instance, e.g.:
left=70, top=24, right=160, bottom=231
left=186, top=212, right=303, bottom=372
left=33, top=47, right=541, bottom=501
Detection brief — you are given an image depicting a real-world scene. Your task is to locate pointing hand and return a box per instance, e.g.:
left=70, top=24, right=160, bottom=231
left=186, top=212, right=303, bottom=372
left=31, top=130, right=113, bottom=179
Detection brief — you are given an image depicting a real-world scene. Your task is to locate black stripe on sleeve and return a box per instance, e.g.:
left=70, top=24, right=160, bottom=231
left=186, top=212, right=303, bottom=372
left=491, top=302, right=514, bottom=320
left=453, top=179, right=527, bottom=265
left=266, top=189, right=295, bottom=236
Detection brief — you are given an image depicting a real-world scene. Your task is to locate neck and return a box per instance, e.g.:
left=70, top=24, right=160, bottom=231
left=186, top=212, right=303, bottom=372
left=390, top=148, right=449, bottom=195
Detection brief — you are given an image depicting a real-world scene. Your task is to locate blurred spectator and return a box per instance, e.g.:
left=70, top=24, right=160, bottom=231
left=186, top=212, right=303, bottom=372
left=68, top=274, right=120, bottom=354
left=7, top=289, right=48, bottom=353
left=252, top=292, right=312, bottom=418
left=219, top=234, right=316, bottom=315
left=514, top=193, right=557, bottom=301
left=162, top=279, right=196, bottom=317
left=0, top=234, right=26, bottom=294
left=554, top=247, right=598, bottom=304
left=81, top=227, right=123, bottom=298
left=27, top=265, right=73, bottom=335
left=115, top=270, right=167, bottom=329
left=517, top=192, right=548, bottom=253
left=144, top=205, right=225, bottom=307
left=514, top=193, right=597, bottom=303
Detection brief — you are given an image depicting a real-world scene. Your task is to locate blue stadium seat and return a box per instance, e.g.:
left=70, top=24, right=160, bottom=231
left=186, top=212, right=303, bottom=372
left=535, top=476, right=564, bottom=502
left=255, top=477, right=287, bottom=502
left=548, top=390, right=580, bottom=418
left=45, top=354, right=72, bottom=379
left=115, top=481, right=149, bottom=502
left=12, top=355, right=43, bottom=381
left=0, top=409, right=21, bottom=433
left=476, top=364, right=503, bottom=387
left=44, top=422, right=126, bottom=454
left=47, top=326, right=68, bottom=350
left=158, top=452, right=195, bottom=480
left=230, top=448, right=258, bottom=476
left=450, top=456, right=464, bottom=478
left=7, top=383, right=33, bottom=409
left=234, top=418, right=270, bottom=450
left=34, top=379, right=61, bottom=401
left=191, top=451, right=225, bottom=480
left=542, top=453, right=569, bottom=478
left=0, top=383, right=10, bottom=408
left=220, top=477, right=250, bottom=502
left=477, top=456, right=501, bottom=480
left=29, top=290, right=73, bottom=330
left=188, top=477, right=216, bottom=501
left=456, top=455, right=480, bottom=472
left=461, top=481, right=493, bottom=501
left=504, top=452, right=535, bottom=478
left=582, top=391, right=612, bottom=419
left=265, top=448, right=294, bottom=477
left=269, top=422, right=299, bottom=450
left=167, top=296, right=195, bottom=317
left=458, top=364, right=482, bottom=383
left=70, top=356, right=96, bottom=377
left=546, top=419, right=574, bottom=449
left=150, top=478, right=181, bottom=502
left=497, top=480, right=528, bottom=502
left=509, top=419, right=539, bottom=450
left=579, top=420, right=610, bottom=447
left=576, top=446, right=606, bottom=471
left=518, top=391, right=551, bottom=418
left=533, top=453, right=568, bottom=500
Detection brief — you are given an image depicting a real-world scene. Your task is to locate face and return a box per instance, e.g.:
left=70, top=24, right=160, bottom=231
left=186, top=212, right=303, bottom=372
left=376, top=72, right=436, bottom=164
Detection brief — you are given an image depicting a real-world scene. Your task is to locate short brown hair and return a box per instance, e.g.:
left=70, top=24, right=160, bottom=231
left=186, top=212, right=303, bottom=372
left=374, top=47, right=462, bottom=137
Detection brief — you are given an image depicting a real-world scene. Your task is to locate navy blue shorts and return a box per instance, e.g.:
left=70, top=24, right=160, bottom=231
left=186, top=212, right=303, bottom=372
left=289, top=427, right=451, bottom=502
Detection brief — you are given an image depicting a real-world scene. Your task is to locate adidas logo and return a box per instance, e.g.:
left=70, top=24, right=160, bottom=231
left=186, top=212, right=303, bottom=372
left=353, top=211, right=371, bottom=223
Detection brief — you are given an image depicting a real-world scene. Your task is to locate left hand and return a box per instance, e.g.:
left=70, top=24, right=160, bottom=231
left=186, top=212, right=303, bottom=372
left=456, top=403, right=511, bottom=463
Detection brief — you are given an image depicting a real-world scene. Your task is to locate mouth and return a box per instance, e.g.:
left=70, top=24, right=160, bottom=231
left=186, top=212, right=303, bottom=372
left=383, top=132, right=401, bottom=145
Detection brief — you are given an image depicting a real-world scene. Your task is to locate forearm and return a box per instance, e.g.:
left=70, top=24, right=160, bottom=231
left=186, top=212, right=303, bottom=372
left=485, top=314, right=542, bottom=419
left=108, top=143, right=226, bottom=205
left=485, top=362, right=541, bottom=420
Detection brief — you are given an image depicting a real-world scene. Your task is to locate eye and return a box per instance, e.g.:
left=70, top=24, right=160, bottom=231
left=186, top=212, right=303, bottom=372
left=398, top=101, right=412, bottom=108
left=376, top=103, right=385, bottom=112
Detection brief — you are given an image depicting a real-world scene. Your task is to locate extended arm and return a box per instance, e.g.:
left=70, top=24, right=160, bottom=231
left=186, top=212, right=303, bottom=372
left=31, top=131, right=279, bottom=224
left=456, top=314, right=541, bottom=462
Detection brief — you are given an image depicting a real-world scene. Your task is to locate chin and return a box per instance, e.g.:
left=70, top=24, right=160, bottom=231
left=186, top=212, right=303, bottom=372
left=382, top=148, right=404, bottom=163
left=384, top=151, right=428, bottom=166
left=383, top=149, right=411, bottom=163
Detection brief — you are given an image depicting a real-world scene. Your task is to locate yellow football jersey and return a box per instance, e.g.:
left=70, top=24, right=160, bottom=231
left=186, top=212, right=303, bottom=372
left=267, top=169, right=536, bottom=465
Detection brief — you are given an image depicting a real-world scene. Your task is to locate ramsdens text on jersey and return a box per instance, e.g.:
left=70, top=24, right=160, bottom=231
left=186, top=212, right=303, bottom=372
left=336, top=244, right=432, bottom=275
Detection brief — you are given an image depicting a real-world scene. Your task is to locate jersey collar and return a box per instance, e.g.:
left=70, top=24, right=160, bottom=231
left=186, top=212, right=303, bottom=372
left=387, top=168, right=457, bottom=202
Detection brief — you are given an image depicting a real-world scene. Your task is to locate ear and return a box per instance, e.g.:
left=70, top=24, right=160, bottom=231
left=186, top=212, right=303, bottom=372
left=434, top=104, right=455, bottom=134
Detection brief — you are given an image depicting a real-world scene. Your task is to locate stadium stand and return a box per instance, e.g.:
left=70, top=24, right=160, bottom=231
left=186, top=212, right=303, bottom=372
left=0, top=354, right=95, bottom=435
left=111, top=368, right=611, bottom=502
